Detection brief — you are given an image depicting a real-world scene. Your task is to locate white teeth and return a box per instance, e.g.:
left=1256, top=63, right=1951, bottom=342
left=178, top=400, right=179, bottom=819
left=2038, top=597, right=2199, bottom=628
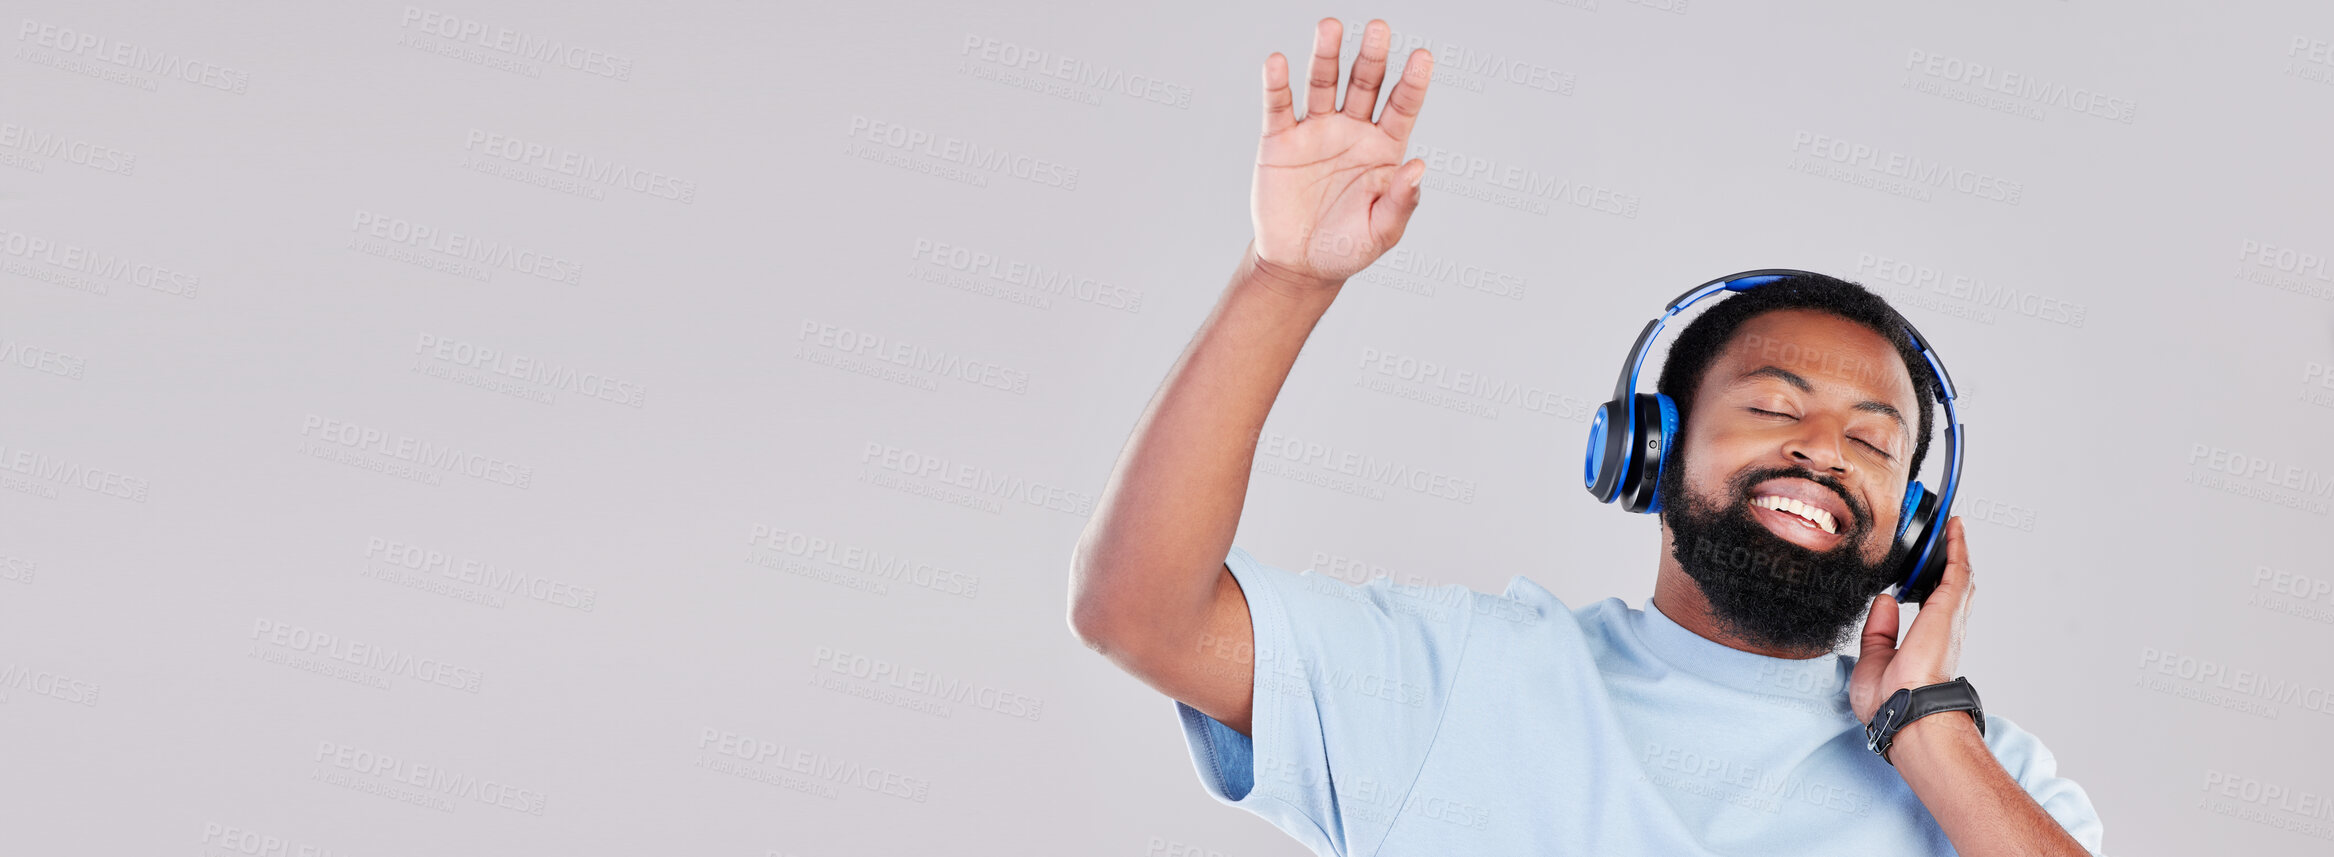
left=1754, top=495, right=1838, bottom=535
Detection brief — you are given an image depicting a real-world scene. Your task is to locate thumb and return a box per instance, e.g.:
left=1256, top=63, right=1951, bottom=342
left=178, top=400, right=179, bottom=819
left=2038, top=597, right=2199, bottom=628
left=1850, top=594, right=1899, bottom=716
left=1858, top=593, right=1901, bottom=664
left=1372, top=159, right=1426, bottom=242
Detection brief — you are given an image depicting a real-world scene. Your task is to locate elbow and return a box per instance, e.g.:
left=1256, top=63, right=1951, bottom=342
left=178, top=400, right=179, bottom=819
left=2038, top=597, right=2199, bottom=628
left=1065, top=567, right=1122, bottom=654
left=1064, top=549, right=1112, bottom=651
left=1066, top=598, right=1111, bottom=655
left=1065, top=555, right=1146, bottom=660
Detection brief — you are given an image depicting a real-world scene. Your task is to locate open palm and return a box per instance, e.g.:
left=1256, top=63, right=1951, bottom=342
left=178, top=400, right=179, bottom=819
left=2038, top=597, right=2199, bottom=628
left=1251, top=19, right=1434, bottom=286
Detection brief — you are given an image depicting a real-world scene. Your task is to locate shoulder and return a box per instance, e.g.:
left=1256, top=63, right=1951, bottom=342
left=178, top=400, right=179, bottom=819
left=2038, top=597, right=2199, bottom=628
left=1222, top=544, right=1487, bottom=649
left=1975, top=710, right=2062, bottom=777
left=1459, top=575, right=1633, bottom=660
left=1975, top=710, right=2105, bottom=853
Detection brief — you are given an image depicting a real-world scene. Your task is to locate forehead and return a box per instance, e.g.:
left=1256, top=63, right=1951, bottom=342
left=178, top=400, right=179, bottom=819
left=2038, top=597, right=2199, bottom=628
left=1709, top=309, right=1918, bottom=407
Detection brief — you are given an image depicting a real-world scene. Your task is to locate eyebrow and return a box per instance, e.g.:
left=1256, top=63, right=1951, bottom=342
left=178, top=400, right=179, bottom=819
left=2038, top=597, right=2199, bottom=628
left=1729, top=365, right=1910, bottom=449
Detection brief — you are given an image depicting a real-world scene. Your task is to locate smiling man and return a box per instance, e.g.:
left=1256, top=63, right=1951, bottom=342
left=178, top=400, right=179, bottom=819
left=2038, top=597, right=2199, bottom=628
left=1653, top=300, right=1932, bottom=662
left=1067, top=17, right=2101, bottom=857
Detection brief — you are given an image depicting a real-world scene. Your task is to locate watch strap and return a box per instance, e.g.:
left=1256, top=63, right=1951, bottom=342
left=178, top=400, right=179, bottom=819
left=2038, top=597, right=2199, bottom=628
left=1865, top=676, right=1984, bottom=765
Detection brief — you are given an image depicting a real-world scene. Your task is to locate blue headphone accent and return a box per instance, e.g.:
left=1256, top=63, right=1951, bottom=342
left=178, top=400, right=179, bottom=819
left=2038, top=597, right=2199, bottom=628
left=1895, top=480, right=1925, bottom=539
left=1581, top=269, right=1965, bottom=604
left=1643, top=393, right=1679, bottom=516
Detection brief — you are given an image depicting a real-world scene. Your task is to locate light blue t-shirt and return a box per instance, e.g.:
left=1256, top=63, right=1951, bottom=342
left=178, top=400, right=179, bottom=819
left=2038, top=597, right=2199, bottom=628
left=1175, top=545, right=2104, bottom=856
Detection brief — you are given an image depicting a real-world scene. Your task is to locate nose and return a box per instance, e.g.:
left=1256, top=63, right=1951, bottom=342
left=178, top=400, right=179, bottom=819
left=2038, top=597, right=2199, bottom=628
left=1781, top=414, right=1850, bottom=475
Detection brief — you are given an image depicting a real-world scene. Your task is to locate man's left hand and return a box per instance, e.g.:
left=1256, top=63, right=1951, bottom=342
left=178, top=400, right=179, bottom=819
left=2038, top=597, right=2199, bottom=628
left=1849, top=515, right=1975, bottom=724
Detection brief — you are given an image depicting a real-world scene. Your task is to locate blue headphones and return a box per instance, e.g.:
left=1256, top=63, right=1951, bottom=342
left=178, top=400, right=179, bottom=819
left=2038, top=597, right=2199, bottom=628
left=1582, top=269, right=1964, bottom=603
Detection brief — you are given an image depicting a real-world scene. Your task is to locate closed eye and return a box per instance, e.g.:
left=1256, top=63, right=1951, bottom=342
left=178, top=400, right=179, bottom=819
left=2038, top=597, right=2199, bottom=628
left=1749, top=408, right=1894, bottom=460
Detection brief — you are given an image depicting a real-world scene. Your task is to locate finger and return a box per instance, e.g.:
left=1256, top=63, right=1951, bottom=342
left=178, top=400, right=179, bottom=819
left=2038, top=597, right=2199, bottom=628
left=1304, top=18, right=1344, bottom=119
left=1929, top=515, right=1973, bottom=607
left=1261, top=52, right=1296, bottom=136
left=1848, top=594, right=1899, bottom=717
left=1858, top=593, right=1900, bottom=665
left=1901, top=517, right=1974, bottom=660
left=1375, top=48, right=1434, bottom=143
left=1341, top=19, right=1391, bottom=122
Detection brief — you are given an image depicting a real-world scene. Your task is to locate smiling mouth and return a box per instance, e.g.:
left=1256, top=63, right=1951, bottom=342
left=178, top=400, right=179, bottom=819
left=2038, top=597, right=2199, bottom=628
left=1750, top=494, right=1837, bottom=534
left=1747, top=503, right=1846, bottom=552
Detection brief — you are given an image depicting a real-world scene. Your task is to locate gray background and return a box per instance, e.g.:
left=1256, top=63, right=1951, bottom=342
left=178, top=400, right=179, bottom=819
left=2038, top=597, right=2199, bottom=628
left=3, top=1, right=2330, bottom=854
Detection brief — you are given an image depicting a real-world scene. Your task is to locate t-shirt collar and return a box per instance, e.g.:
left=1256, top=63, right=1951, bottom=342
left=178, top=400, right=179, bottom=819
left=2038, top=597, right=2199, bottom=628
left=1636, top=597, right=1849, bottom=700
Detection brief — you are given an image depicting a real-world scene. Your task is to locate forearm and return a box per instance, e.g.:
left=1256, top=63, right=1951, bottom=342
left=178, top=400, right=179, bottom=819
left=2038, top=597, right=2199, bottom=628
left=1068, top=241, right=1342, bottom=642
left=1889, top=714, right=2091, bottom=857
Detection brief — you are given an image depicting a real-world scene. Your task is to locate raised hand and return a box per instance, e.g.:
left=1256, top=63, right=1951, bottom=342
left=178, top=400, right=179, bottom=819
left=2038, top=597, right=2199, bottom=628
left=1850, top=516, right=1977, bottom=725
left=1249, top=18, right=1434, bottom=290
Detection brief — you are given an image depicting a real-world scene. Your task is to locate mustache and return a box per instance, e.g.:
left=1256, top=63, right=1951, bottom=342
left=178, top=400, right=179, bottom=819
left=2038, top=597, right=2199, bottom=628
left=1728, top=465, right=1869, bottom=534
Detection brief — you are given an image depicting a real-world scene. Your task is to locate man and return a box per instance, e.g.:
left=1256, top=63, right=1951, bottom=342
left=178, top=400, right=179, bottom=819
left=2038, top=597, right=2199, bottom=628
left=1066, top=17, right=2102, bottom=856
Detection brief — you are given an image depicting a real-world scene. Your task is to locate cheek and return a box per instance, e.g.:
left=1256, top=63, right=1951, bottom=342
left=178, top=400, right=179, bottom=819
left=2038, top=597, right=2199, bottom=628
left=1684, top=430, right=1762, bottom=487
left=1863, top=500, right=1899, bottom=562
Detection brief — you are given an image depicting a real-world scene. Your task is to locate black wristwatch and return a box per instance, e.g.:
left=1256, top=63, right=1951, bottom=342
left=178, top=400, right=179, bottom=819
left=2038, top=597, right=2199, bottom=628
left=1864, top=676, right=1985, bottom=765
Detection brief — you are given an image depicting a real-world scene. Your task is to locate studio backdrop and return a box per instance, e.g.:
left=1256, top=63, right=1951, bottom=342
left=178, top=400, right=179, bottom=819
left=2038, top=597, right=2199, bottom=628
left=3, top=1, right=2330, bottom=855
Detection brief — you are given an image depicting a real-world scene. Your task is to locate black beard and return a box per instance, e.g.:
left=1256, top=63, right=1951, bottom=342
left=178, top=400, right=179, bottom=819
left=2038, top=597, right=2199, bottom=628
left=1657, top=451, right=1908, bottom=656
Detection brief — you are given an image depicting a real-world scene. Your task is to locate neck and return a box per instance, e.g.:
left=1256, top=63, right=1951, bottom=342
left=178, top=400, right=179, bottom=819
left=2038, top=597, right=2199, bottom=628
left=1652, top=525, right=1832, bottom=660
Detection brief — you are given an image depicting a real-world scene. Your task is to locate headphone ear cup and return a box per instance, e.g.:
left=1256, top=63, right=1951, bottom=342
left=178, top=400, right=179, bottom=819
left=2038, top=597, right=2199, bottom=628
left=1585, top=400, right=1629, bottom=502
left=1639, top=394, right=1681, bottom=515
left=1618, top=394, right=1675, bottom=514
left=1893, top=489, right=1945, bottom=603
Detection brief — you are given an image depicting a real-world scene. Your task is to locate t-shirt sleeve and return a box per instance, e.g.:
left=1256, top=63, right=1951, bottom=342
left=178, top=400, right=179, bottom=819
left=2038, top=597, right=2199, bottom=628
left=1175, top=544, right=1477, bottom=857
left=1981, top=713, right=2106, bottom=856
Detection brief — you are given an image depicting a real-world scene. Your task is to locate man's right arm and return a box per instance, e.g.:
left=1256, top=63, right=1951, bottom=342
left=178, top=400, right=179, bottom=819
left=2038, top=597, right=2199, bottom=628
left=1065, top=17, right=1432, bottom=738
left=1066, top=245, right=1344, bottom=737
